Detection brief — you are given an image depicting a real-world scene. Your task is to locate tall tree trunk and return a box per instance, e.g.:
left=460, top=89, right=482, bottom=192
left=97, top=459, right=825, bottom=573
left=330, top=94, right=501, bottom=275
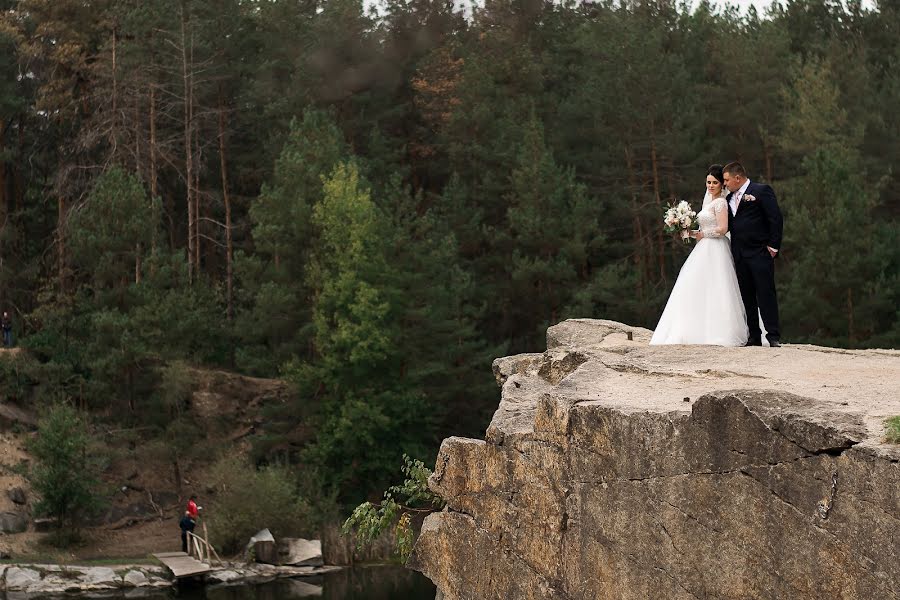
left=217, top=88, right=233, bottom=325
left=0, top=120, right=6, bottom=307
left=57, top=194, right=67, bottom=293
left=181, top=0, right=195, bottom=284
left=649, top=137, right=665, bottom=283
left=624, top=144, right=644, bottom=302
left=134, top=72, right=142, bottom=284
left=218, top=91, right=235, bottom=368
left=111, top=26, right=118, bottom=155
left=194, top=138, right=202, bottom=273
left=149, top=83, right=158, bottom=203
left=847, top=287, right=854, bottom=344
left=148, top=28, right=159, bottom=220
left=15, top=118, right=24, bottom=241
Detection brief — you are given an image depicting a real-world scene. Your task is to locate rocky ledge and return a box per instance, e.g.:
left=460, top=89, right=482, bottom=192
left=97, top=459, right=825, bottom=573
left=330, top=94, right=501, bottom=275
left=0, top=562, right=339, bottom=597
left=409, top=319, right=900, bottom=600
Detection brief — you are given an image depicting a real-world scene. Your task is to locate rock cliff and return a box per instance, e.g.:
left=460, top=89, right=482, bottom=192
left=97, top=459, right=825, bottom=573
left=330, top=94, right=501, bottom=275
left=409, top=319, right=900, bottom=600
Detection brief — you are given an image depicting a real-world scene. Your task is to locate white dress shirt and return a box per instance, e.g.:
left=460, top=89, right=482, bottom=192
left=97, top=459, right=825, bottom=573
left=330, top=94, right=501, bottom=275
left=729, top=179, right=751, bottom=216
left=730, top=179, right=778, bottom=254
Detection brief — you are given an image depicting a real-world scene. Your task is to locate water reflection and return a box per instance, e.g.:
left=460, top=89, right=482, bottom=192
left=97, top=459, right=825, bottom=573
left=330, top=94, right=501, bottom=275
left=200, top=566, right=435, bottom=600
left=0, top=566, right=435, bottom=600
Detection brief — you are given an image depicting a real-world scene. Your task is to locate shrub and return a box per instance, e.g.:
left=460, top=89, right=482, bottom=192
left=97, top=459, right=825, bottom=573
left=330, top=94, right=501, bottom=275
left=204, top=456, right=313, bottom=556
left=885, top=416, right=900, bottom=444
left=343, top=455, right=445, bottom=561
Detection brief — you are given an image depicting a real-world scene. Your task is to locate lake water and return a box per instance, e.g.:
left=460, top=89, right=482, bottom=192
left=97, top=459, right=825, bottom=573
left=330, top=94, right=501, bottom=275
left=199, top=566, right=436, bottom=600
left=0, top=566, right=436, bottom=600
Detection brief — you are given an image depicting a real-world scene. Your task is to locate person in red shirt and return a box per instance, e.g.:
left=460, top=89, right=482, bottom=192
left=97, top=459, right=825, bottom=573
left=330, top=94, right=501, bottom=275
left=180, top=495, right=200, bottom=553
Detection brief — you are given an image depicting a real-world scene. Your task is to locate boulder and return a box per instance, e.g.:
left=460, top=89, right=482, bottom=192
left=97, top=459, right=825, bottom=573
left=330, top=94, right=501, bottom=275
left=0, top=511, right=27, bottom=533
left=4, top=567, right=41, bottom=590
left=246, top=528, right=278, bottom=564
left=122, top=570, right=149, bottom=587
left=80, top=566, right=120, bottom=588
left=410, top=318, right=900, bottom=600
left=277, top=538, right=323, bottom=566
left=6, top=487, right=26, bottom=505
left=206, top=569, right=243, bottom=584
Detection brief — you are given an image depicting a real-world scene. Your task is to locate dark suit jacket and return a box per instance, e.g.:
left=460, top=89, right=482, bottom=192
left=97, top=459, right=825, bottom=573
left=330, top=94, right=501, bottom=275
left=727, top=181, right=783, bottom=261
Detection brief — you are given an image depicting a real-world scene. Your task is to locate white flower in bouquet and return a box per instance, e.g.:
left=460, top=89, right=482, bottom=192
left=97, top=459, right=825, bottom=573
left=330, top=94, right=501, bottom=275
left=662, top=199, right=698, bottom=244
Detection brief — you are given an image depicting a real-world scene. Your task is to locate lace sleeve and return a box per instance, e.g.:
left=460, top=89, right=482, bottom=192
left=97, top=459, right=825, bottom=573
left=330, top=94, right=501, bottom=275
left=704, top=198, right=727, bottom=238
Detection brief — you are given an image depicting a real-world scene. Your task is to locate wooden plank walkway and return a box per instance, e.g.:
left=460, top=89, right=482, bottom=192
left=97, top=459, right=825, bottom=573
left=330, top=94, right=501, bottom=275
left=152, top=552, right=212, bottom=578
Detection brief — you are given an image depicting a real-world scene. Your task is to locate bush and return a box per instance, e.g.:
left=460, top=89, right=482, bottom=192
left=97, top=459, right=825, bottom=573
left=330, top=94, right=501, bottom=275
left=204, top=456, right=313, bottom=556
left=885, top=416, right=900, bottom=444
left=0, top=351, right=39, bottom=402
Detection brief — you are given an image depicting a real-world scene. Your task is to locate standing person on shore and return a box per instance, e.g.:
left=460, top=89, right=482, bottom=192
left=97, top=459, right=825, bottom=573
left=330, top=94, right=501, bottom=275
left=180, top=494, right=200, bottom=553
left=1, top=311, right=12, bottom=347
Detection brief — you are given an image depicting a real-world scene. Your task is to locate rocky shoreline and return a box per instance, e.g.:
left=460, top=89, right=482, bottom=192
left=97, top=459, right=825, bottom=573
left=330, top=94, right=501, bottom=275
left=0, top=562, right=340, bottom=597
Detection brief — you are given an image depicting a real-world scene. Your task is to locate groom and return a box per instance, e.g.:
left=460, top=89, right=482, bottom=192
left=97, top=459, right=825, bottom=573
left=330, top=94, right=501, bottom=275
left=723, top=162, right=783, bottom=347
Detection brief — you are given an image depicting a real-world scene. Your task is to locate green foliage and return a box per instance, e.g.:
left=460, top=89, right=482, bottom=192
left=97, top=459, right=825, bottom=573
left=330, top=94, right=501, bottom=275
left=29, top=403, right=102, bottom=545
left=205, top=455, right=314, bottom=556
left=237, top=109, right=349, bottom=376
left=885, top=417, right=900, bottom=444
left=0, top=351, right=39, bottom=401
left=779, top=148, right=895, bottom=346
left=287, top=162, right=435, bottom=502
left=3, top=0, right=900, bottom=526
left=68, top=167, right=160, bottom=291
left=342, top=455, right=445, bottom=562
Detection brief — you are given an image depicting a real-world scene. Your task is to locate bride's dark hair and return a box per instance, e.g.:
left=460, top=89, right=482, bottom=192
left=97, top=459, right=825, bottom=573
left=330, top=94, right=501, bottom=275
left=707, top=164, right=724, bottom=184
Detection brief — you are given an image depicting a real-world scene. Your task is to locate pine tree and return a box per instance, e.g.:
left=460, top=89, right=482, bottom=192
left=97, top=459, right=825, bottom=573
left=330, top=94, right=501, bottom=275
left=295, top=162, right=431, bottom=502
left=239, top=109, right=347, bottom=375
left=30, top=403, right=101, bottom=545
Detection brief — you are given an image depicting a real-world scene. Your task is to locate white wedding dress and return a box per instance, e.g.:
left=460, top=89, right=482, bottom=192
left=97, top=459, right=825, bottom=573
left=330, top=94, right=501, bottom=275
left=650, top=195, right=749, bottom=346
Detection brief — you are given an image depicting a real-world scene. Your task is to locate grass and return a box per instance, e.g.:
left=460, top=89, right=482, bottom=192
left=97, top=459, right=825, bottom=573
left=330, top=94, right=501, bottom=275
left=885, top=416, right=900, bottom=444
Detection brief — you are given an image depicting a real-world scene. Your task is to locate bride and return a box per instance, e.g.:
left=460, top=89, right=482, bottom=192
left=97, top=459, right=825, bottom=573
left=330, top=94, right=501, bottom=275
left=650, top=164, right=749, bottom=346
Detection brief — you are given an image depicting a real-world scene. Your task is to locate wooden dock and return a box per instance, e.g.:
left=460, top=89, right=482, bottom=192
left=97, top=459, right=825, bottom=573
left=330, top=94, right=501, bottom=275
left=152, top=551, right=212, bottom=578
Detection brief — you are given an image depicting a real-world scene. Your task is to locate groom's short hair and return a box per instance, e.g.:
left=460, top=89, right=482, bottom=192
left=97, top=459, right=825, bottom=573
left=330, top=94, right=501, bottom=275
left=723, top=161, right=747, bottom=178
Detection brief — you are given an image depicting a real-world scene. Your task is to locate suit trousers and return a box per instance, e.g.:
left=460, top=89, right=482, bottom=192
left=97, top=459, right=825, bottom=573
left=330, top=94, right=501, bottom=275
left=735, top=251, right=780, bottom=344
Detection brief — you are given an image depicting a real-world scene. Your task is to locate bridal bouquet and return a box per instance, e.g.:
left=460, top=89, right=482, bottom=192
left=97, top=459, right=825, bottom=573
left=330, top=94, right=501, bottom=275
left=663, top=200, right=697, bottom=244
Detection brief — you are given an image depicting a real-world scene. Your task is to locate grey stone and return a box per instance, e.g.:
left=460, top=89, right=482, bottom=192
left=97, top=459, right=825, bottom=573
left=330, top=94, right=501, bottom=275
left=206, top=569, right=242, bottom=583
left=0, top=511, right=27, bottom=533
left=80, top=566, right=119, bottom=587
left=4, top=567, right=41, bottom=590
left=123, top=570, right=149, bottom=586
left=277, top=538, right=323, bottom=566
left=6, top=487, right=26, bottom=505
left=410, top=318, right=900, bottom=600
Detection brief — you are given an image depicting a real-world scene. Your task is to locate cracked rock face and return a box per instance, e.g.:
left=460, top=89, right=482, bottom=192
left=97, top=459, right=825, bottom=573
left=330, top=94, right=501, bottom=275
left=409, top=319, right=900, bottom=600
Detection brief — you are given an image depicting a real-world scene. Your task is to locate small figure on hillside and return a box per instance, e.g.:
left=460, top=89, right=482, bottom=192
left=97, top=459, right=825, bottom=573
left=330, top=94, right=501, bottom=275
left=1, top=312, right=12, bottom=347
left=180, top=494, right=201, bottom=553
